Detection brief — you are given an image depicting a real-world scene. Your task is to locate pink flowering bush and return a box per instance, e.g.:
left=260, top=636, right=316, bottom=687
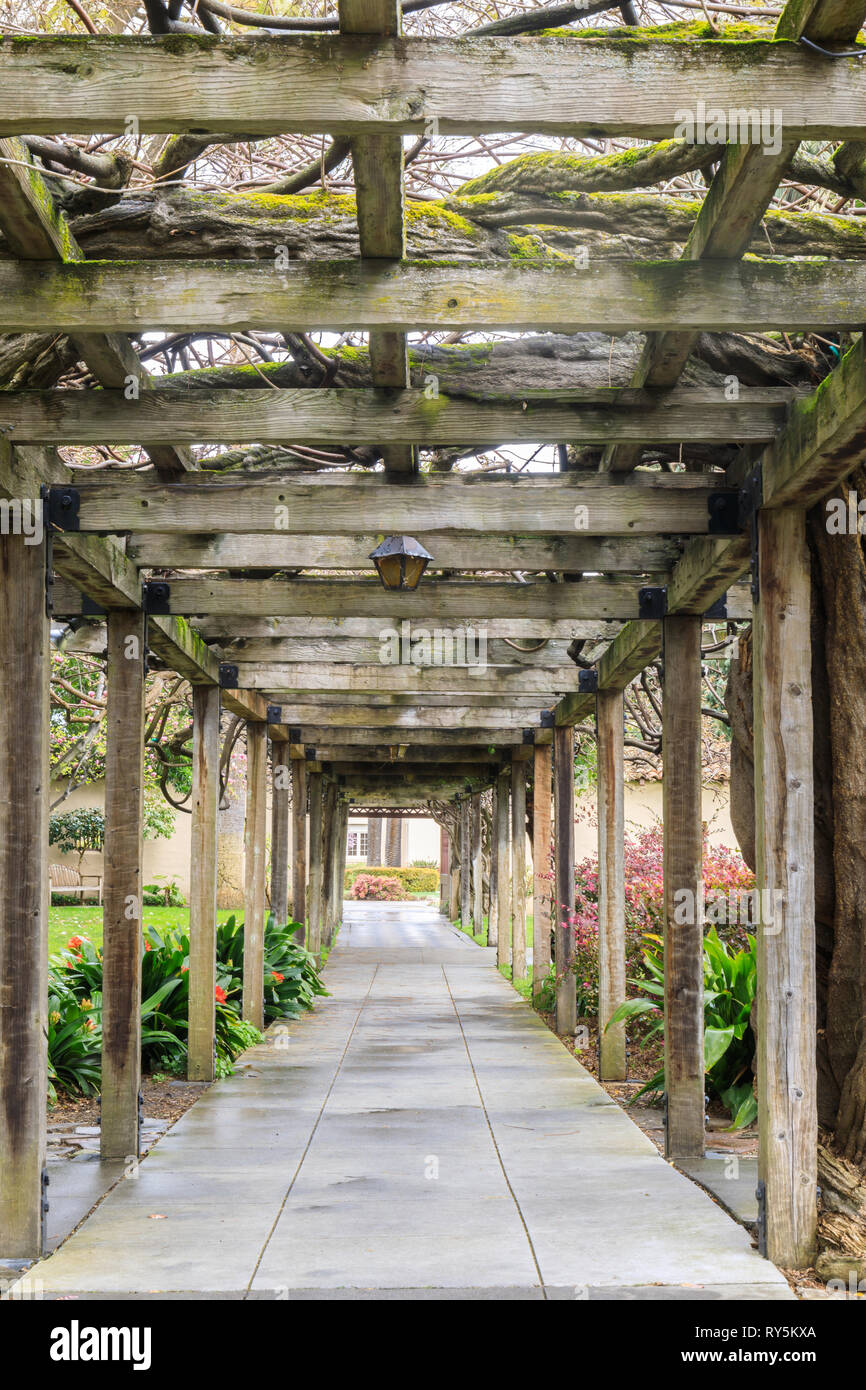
left=350, top=873, right=409, bottom=902
left=559, top=823, right=755, bottom=1016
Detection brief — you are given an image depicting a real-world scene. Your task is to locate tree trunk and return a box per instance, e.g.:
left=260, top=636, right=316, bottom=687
left=384, top=817, right=402, bottom=867
left=366, top=815, right=383, bottom=866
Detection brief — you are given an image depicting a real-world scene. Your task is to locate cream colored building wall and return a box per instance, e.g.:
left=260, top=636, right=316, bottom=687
left=574, top=780, right=736, bottom=861
left=49, top=780, right=192, bottom=892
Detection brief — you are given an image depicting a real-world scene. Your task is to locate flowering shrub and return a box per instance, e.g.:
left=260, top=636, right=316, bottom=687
left=558, top=823, right=755, bottom=1016
left=350, top=873, right=409, bottom=901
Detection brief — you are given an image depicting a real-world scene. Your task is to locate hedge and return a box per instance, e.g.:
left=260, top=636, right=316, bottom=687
left=344, top=864, right=439, bottom=893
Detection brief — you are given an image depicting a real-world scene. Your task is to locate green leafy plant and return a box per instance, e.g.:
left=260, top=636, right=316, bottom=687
left=215, top=912, right=328, bottom=1023
left=143, top=875, right=185, bottom=907
left=607, top=928, right=758, bottom=1129
left=46, top=992, right=102, bottom=1103
left=345, top=864, right=438, bottom=893
left=49, top=807, right=105, bottom=870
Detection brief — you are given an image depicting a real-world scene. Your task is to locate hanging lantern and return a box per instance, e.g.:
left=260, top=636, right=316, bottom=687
left=368, top=535, right=433, bottom=592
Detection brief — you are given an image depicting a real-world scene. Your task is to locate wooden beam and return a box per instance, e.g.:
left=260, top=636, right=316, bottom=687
left=314, top=745, right=520, bottom=762
left=662, top=615, right=704, bottom=1160
left=511, top=758, right=527, bottom=984
left=101, top=610, right=146, bottom=1161
left=238, top=662, right=583, bottom=695
left=300, top=726, right=534, bottom=745
left=0, top=137, right=190, bottom=476
left=273, top=706, right=547, bottom=729
left=439, top=825, right=450, bottom=919
left=753, top=508, right=817, bottom=1267
left=4, top=385, right=794, bottom=446
left=495, top=768, right=511, bottom=972
left=53, top=471, right=732, bottom=538
left=270, top=751, right=291, bottom=928
left=222, top=636, right=582, bottom=668
left=1, top=35, right=863, bottom=140
left=132, top=532, right=679, bottom=575
left=554, top=723, right=576, bottom=1036
left=339, top=0, right=413, bottom=474
left=197, top=616, right=621, bottom=642
left=242, top=722, right=267, bottom=1030
left=0, top=524, right=49, bottom=1257
left=188, top=685, right=220, bottom=1083
left=597, top=688, right=626, bottom=1081
left=3, top=259, right=865, bottom=336
left=532, top=741, right=552, bottom=995
left=292, top=758, right=307, bottom=939
left=58, top=577, right=670, bottom=623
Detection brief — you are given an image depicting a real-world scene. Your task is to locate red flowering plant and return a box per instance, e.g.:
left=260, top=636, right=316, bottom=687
left=558, top=821, right=756, bottom=1018
left=350, top=873, right=409, bottom=902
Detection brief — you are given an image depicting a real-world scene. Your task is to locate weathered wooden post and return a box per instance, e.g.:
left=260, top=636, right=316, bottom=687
left=753, top=507, right=817, bottom=1267
left=554, top=724, right=576, bottom=1035
left=488, top=795, right=499, bottom=951
left=511, top=759, right=527, bottom=982
left=270, top=746, right=290, bottom=927
left=0, top=517, right=50, bottom=1256
left=320, top=779, right=338, bottom=944
left=101, top=610, right=146, bottom=1161
left=459, top=797, right=471, bottom=930
left=307, top=769, right=324, bottom=954
left=332, top=799, right=349, bottom=943
left=449, top=827, right=460, bottom=921
left=495, top=768, right=511, bottom=971
left=188, top=685, right=220, bottom=1082
left=242, top=721, right=267, bottom=1030
left=532, top=741, right=552, bottom=994
left=291, top=754, right=307, bottom=938
left=471, top=792, right=484, bottom=933
left=439, top=823, right=450, bottom=916
left=662, top=615, right=704, bottom=1158
left=597, top=689, right=626, bottom=1080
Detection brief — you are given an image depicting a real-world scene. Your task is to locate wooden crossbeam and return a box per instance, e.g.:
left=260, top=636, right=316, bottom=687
left=2, top=259, right=864, bottom=335
left=600, top=0, right=866, bottom=474
left=300, top=726, right=532, bottom=746
left=1, top=386, right=795, bottom=446
left=0, top=138, right=190, bottom=477
left=339, top=0, right=414, bottom=475
left=218, top=636, right=580, bottom=666
left=51, top=472, right=732, bottom=537
left=130, top=532, right=679, bottom=574
left=53, top=576, right=668, bottom=621
left=270, top=705, right=546, bottom=728
left=233, top=662, right=583, bottom=694
left=196, top=616, right=622, bottom=642
left=314, top=746, right=512, bottom=762
left=0, top=36, right=863, bottom=140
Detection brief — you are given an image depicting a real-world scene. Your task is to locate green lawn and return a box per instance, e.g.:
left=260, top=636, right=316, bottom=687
left=48, top=905, right=238, bottom=959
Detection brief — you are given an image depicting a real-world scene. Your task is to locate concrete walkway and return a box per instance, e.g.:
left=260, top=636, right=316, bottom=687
left=17, top=904, right=792, bottom=1300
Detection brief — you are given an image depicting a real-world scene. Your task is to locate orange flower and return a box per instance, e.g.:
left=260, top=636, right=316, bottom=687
left=67, top=935, right=83, bottom=950
left=215, top=986, right=227, bottom=1003
left=180, top=965, right=188, bottom=974
left=81, top=998, right=92, bottom=1010
left=271, top=972, right=284, bottom=984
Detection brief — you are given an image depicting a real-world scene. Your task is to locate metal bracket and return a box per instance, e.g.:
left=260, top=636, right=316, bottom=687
left=42, top=483, right=80, bottom=532
left=141, top=580, right=170, bottom=615
left=539, top=710, right=555, bottom=728
left=288, top=727, right=302, bottom=743
left=522, top=728, right=534, bottom=744
left=707, top=491, right=741, bottom=536
left=755, top=1178, right=767, bottom=1257
left=739, top=463, right=763, bottom=603
left=80, top=593, right=106, bottom=617
left=304, top=745, right=316, bottom=760
left=137, top=1088, right=144, bottom=1161
left=266, top=703, right=282, bottom=724
left=218, top=663, right=239, bottom=689
left=704, top=593, right=728, bottom=620
left=40, top=1168, right=50, bottom=1254
left=638, top=585, right=668, bottom=620
left=578, top=668, right=598, bottom=693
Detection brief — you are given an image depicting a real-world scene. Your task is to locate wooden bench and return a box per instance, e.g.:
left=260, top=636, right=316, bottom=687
left=48, top=863, right=102, bottom=904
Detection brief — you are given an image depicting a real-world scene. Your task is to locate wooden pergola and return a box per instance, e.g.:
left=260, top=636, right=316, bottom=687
left=2, top=0, right=865, bottom=1275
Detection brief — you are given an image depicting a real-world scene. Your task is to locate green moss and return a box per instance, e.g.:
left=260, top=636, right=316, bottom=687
left=405, top=199, right=482, bottom=241
left=505, top=232, right=570, bottom=264
left=183, top=188, right=358, bottom=223
left=536, top=20, right=777, bottom=42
